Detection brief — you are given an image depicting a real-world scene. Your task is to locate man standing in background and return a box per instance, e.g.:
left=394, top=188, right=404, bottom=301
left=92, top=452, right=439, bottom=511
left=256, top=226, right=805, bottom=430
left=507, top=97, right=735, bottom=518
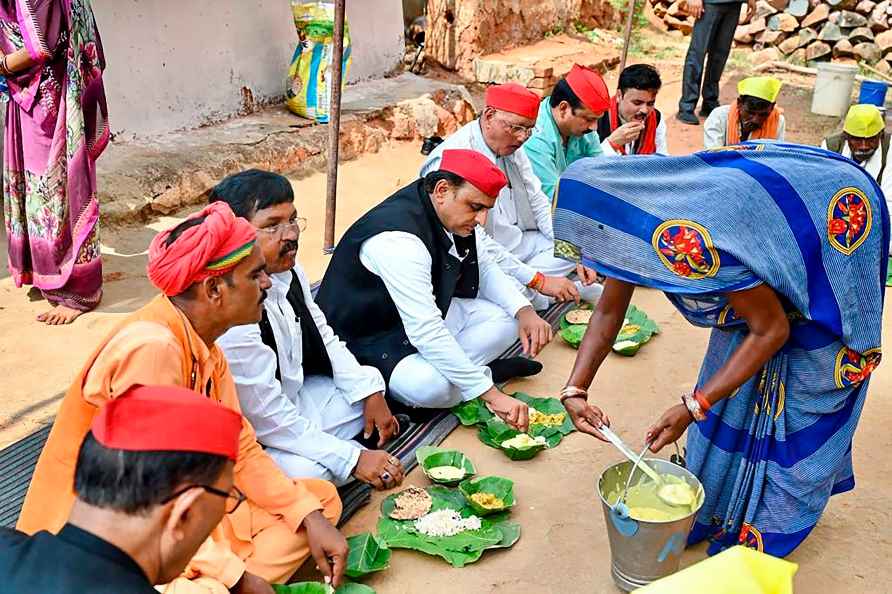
left=677, top=0, right=756, bottom=125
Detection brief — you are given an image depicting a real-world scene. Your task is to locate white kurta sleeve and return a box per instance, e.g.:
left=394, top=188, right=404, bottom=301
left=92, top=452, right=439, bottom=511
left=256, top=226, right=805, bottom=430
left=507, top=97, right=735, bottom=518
left=516, top=149, right=555, bottom=240
left=600, top=138, right=619, bottom=156
left=777, top=114, right=786, bottom=142
left=478, top=230, right=538, bottom=285
left=359, top=231, right=494, bottom=400
left=218, top=326, right=361, bottom=483
left=294, top=266, right=385, bottom=405
left=476, top=233, right=532, bottom=317
left=703, top=108, right=727, bottom=149
left=656, top=115, right=669, bottom=155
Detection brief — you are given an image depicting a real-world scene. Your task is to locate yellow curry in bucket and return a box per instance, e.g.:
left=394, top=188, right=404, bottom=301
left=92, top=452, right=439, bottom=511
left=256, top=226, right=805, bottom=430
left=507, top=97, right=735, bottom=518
left=607, top=474, right=701, bottom=522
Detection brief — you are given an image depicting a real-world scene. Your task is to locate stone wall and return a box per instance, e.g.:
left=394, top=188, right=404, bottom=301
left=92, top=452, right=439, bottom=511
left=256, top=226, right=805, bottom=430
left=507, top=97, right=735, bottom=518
left=426, top=0, right=620, bottom=76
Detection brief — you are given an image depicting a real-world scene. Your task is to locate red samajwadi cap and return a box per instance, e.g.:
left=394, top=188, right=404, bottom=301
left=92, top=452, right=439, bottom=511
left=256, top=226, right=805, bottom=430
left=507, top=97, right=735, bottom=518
left=92, top=385, right=242, bottom=461
left=565, top=64, right=610, bottom=113
left=438, top=149, right=508, bottom=198
left=485, top=82, right=540, bottom=120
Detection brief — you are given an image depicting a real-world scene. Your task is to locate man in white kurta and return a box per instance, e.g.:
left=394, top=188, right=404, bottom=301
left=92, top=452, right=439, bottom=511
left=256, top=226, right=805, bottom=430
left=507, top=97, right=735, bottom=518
left=359, top=212, right=534, bottom=409
left=213, top=170, right=405, bottom=491
left=316, top=150, right=551, bottom=430
left=420, top=83, right=602, bottom=311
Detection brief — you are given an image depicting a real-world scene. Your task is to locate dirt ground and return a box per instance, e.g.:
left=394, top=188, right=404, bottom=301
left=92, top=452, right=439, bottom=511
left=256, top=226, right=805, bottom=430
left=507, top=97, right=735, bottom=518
left=1, top=38, right=889, bottom=592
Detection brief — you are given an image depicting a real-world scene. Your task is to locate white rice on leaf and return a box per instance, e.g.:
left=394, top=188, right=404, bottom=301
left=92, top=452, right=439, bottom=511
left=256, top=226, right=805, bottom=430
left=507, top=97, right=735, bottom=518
left=413, top=509, right=482, bottom=537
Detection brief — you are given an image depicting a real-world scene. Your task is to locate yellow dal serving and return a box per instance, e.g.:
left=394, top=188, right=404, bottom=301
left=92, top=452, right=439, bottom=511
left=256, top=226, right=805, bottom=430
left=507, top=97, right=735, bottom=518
left=469, top=492, right=505, bottom=509
left=608, top=474, right=699, bottom=522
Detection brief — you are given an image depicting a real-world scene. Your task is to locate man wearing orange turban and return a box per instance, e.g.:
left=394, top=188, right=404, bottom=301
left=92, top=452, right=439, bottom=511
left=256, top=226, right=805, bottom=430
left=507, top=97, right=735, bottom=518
left=421, top=82, right=603, bottom=311
left=17, top=202, right=349, bottom=593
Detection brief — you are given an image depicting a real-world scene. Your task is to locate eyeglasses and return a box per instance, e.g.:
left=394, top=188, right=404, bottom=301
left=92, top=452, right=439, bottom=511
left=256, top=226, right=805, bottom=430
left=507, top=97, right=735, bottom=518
left=496, top=117, right=535, bottom=139
left=257, top=217, right=308, bottom=237
left=162, top=484, right=247, bottom=514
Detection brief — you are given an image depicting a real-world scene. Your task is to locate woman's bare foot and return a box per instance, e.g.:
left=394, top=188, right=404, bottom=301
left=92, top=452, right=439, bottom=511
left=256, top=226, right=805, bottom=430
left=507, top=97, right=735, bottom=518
left=37, top=304, right=85, bottom=325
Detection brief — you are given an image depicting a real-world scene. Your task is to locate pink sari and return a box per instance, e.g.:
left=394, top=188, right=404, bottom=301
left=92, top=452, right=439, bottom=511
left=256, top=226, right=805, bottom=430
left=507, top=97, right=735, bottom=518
left=1, top=0, right=108, bottom=311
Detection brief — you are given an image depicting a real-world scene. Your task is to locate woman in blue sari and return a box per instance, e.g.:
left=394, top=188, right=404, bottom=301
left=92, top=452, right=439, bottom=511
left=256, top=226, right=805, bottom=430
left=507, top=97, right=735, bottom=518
left=554, top=142, right=887, bottom=557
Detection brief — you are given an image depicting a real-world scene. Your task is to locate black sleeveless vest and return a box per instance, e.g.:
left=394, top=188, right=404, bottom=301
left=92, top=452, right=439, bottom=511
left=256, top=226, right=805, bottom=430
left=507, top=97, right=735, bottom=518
left=258, top=269, right=333, bottom=382
left=315, top=179, right=479, bottom=380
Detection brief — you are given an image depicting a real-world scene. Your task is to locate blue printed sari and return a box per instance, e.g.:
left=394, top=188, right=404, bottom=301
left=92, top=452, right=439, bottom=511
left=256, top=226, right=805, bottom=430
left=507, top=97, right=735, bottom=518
left=553, top=143, right=888, bottom=557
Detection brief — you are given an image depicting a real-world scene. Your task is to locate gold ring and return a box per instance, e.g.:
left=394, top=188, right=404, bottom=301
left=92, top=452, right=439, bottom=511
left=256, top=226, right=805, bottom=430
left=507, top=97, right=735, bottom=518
left=389, top=457, right=399, bottom=465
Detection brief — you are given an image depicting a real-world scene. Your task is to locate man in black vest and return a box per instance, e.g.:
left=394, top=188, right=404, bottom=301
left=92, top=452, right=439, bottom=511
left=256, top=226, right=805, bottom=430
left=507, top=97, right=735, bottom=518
left=0, top=385, right=248, bottom=594
left=316, top=149, right=552, bottom=431
left=598, top=64, right=669, bottom=156
left=213, top=170, right=405, bottom=492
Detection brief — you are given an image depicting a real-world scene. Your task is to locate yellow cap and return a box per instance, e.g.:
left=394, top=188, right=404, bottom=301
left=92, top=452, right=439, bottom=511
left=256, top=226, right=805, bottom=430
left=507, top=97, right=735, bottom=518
left=844, top=104, right=885, bottom=138
left=737, top=76, right=782, bottom=103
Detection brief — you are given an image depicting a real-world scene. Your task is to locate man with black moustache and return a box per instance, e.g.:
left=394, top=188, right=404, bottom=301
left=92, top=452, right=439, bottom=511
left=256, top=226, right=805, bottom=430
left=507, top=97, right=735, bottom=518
left=214, top=170, right=406, bottom=492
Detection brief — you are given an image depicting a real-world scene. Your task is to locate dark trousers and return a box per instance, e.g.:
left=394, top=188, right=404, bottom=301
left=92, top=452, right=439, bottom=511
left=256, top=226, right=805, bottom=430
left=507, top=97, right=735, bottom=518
left=678, top=2, right=742, bottom=113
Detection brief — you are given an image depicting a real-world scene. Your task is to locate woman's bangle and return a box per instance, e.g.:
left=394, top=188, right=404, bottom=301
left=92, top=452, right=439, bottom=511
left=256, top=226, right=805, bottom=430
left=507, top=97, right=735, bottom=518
left=527, top=271, right=545, bottom=291
left=681, top=392, right=706, bottom=422
left=693, top=388, right=712, bottom=413
left=560, top=385, right=588, bottom=403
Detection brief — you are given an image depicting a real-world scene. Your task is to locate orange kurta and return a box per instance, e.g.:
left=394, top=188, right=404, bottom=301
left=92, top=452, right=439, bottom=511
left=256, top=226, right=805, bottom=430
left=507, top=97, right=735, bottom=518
left=16, top=295, right=341, bottom=588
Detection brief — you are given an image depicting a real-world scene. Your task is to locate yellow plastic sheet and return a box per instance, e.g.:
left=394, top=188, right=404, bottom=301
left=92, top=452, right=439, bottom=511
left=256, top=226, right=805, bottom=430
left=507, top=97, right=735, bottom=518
left=634, top=546, right=798, bottom=594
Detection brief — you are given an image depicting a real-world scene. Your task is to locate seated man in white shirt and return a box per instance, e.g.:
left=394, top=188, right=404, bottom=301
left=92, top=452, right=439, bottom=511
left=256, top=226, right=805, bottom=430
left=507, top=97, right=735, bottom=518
left=316, top=149, right=553, bottom=430
left=420, top=83, right=602, bottom=311
left=214, top=170, right=406, bottom=491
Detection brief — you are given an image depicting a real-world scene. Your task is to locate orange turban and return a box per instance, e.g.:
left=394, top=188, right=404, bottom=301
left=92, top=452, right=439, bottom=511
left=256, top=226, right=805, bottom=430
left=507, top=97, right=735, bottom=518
left=147, top=202, right=257, bottom=296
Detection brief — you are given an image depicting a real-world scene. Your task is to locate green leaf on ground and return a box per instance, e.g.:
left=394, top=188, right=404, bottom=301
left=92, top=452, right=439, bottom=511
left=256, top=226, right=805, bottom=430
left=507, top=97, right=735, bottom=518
left=477, top=418, right=550, bottom=460
left=459, top=475, right=516, bottom=516
left=375, top=486, right=521, bottom=567
left=560, top=305, right=661, bottom=355
left=451, top=398, right=494, bottom=426
left=512, top=392, right=575, bottom=436
left=345, top=532, right=390, bottom=579
left=416, top=446, right=476, bottom=485
left=273, top=581, right=376, bottom=594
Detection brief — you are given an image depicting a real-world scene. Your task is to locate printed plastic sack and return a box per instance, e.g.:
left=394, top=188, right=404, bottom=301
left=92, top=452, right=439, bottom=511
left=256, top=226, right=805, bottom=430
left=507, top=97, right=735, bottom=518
left=633, top=546, right=798, bottom=594
left=286, top=1, right=352, bottom=123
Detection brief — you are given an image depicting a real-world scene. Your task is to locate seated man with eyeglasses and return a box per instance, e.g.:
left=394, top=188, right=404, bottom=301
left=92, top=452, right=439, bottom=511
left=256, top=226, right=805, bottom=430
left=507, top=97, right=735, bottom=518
left=212, top=170, right=406, bottom=493
left=0, top=385, right=244, bottom=594
left=420, top=82, right=603, bottom=311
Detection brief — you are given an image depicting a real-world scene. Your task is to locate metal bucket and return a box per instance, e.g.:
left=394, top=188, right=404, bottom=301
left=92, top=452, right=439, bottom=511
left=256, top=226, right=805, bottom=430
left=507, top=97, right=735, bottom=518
left=597, top=458, right=705, bottom=592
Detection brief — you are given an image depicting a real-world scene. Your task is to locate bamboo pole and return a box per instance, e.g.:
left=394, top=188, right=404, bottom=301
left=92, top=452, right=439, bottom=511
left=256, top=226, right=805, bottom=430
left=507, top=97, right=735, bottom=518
left=619, top=0, right=638, bottom=75
left=324, top=0, right=347, bottom=254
